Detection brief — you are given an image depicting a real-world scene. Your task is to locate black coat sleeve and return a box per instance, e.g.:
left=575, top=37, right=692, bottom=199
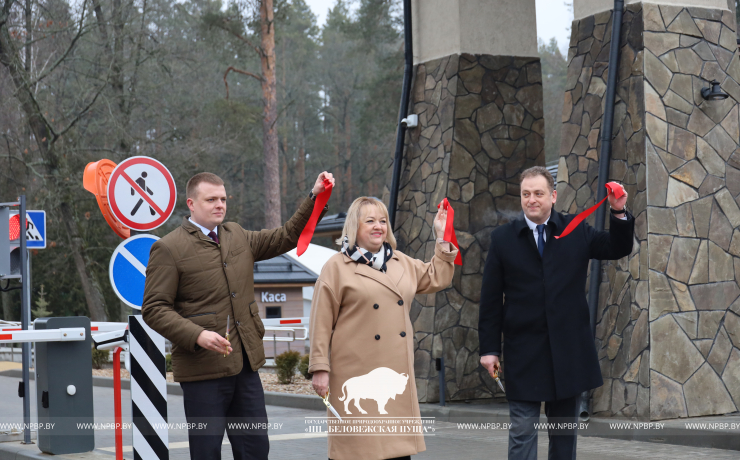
left=586, top=211, right=635, bottom=261
left=479, top=230, right=505, bottom=355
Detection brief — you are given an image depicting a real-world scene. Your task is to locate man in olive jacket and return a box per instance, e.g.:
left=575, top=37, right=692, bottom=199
left=142, top=171, right=332, bottom=460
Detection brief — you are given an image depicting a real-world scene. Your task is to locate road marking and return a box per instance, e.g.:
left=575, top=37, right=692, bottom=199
left=97, top=432, right=327, bottom=452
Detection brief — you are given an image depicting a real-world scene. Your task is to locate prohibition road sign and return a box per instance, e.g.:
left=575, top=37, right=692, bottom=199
left=109, top=234, right=159, bottom=310
left=107, top=156, right=177, bottom=231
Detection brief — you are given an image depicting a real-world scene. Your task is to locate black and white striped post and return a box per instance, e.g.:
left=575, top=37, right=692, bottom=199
left=129, top=315, right=169, bottom=459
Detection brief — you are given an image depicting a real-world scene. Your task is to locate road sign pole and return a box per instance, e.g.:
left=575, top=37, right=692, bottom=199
left=20, top=195, right=32, bottom=444
left=125, top=230, right=146, bottom=322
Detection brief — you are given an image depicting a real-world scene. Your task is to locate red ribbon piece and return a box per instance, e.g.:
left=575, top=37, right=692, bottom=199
left=554, top=182, right=626, bottom=240
left=437, top=198, right=463, bottom=266
left=297, top=179, right=333, bottom=256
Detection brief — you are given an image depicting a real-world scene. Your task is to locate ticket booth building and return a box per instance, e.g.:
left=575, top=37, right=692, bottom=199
left=253, top=254, right=318, bottom=358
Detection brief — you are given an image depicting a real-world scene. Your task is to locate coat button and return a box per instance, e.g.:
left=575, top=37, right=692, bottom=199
left=231, top=292, right=236, bottom=298
left=223, top=262, right=227, bottom=268
left=398, top=300, right=404, bottom=306
left=400, top=332, right=406, bottom=337
left=373, top=304, right=379, bottom=309
left=375, top=335, right=380, bottom=340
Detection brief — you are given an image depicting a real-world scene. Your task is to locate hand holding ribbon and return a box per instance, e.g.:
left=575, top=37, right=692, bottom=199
left=554, top=181, right=627, bottom=240
left=297, top=172, right=335, bottom=256
left=437, top=198, right=463, bottom=266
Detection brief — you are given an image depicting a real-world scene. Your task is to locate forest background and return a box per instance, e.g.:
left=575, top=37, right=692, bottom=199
left=0, top=0, right=571, bottom=321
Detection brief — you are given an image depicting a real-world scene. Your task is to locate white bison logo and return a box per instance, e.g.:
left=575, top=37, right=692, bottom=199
left=338, top=367, right=409, bottom=415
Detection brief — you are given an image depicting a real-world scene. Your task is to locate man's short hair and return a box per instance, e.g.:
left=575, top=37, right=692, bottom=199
left=520, top=166, right=555, bottom=192
left=186, top=172, right=224, bottom=199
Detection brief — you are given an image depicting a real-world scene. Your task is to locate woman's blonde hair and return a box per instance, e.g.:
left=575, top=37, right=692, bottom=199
left=336, top=197, right=397, bottom=250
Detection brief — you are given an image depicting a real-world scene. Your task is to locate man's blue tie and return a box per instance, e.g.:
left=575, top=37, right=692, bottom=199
left=536, top=224, right=546, bottom=257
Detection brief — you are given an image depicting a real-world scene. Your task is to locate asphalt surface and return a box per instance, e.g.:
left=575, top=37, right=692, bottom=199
left=2, top=375, right=740, bottom=459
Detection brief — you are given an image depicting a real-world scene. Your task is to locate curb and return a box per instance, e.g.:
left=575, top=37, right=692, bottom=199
left=0, top=369, right=323, bottom=410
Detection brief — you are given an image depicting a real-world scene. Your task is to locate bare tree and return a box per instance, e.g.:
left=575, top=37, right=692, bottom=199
left=218, top=0, right=281, bottom=228
left=0, top=0, right=110, bottom=320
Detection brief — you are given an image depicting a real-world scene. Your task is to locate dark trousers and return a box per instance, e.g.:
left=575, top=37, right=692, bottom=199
left=508, top=396, right=578, bottom=460
left=180, top=352, right=269, bottom=460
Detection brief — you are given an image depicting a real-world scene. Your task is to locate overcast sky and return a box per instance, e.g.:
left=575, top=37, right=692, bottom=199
left=302, top=0, right=574, bottom=55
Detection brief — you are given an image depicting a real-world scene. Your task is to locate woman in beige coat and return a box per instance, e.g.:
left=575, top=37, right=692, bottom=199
left=309, top=196, right=458, bottom=460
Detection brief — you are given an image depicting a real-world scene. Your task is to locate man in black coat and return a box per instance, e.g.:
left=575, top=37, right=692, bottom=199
left=478, top=166, right=633, bottom=460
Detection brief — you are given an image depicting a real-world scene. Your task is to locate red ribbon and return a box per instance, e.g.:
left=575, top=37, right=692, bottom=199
left=554, top=182, right=626, bottom=240
left=437, top=198, right=463, bottom=266
left=297, top=179, right=333, bottom=256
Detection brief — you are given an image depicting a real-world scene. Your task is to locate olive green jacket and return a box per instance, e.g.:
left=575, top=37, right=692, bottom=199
left=142, top=196, right=323, bottom=382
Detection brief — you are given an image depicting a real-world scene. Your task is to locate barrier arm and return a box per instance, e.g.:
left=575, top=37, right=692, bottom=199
left=0, top=328, right=86, bottom=343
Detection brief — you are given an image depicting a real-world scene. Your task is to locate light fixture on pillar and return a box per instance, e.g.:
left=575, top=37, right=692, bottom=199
left=701, top=80, right=729, bottom=101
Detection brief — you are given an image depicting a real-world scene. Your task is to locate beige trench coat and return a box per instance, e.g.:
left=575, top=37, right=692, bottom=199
left=309, top=242, right=458, bottom=460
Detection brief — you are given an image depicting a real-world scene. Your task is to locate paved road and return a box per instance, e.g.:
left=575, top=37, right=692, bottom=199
left=1, top=375, right=739, bottom=459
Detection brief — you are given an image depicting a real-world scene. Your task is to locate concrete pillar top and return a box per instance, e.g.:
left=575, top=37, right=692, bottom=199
left=574, top=0, right=729, bottom=20
left=412, top=0, right=538, bottom=64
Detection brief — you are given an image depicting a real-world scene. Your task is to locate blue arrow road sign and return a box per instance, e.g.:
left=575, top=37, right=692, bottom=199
left=109, top=234, right=159, bottom=310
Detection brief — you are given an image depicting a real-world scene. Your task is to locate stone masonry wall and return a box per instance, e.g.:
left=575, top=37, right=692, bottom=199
left=392, top=54, right=545, bottom=402
left=561, top=2, right=740, bottom=420
left=559, top=2, right=650, bottom=421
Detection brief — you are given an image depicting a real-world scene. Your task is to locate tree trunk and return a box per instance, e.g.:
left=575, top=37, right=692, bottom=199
left=280, top=150, right=287, bottom=219
left=1, top=290, right=14, bottom=321
left=333, top=121, right=341, bottom=205
left=343, top=99, right=352, bottom=207
left=296, top=115, right=306, bottom=192
left=260, top=0, right=281, bottom=229
left=280, top=38, right=288, bottom=218
left=60, top=202, right=109, bottom=321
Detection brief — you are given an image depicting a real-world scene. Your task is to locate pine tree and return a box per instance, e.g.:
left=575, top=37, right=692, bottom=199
left=32, top=285, right=53, bottom=319
left=539, top=37, right=569, bottom=163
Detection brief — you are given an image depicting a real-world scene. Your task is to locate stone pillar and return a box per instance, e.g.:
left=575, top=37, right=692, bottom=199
left=562, top=0, right=740, bottom=420
left=389, top=0, right=544, bottom=402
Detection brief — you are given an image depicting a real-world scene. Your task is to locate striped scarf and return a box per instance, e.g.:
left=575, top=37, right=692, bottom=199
left=340, top=236, right=393, bottom=273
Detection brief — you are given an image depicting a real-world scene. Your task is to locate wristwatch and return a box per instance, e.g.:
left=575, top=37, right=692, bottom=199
left=610, top=205, right=627, bottom=215
left=309, top=191, right=317, bottom=201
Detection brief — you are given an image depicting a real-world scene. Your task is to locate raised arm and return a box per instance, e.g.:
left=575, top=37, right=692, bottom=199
left=248, top=172, right=333, bottom=261
left=412, top=241, right=458, bottom=294
left=412, top=202, right=458, bottom=293
left=586, top=211, right=635, bottom=261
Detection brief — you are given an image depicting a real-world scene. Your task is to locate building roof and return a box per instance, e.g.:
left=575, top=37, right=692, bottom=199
left=286, top=243, right=338, bottom=276
left=253, top=253, right=318, bottom=285
left=313, top=212, right=346, bottom=236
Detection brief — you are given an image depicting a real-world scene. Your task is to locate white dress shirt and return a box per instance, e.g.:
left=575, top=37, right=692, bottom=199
left=188, top=217, right=218, bottom=237
left=524, top=214, right=549, bottom=250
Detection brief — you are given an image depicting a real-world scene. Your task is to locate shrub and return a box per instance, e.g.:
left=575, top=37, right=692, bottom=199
left=166, top=353, right=173, bottom=373
left=275, top=350, right=302, bottom=384
left=91, top=349, right=109, bottom=370
left=298, top=354, right=312, bottom=380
